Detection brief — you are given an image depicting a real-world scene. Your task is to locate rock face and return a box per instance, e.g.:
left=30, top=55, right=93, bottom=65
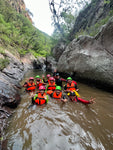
left=0, top=50, right=46, bottom=148
left=69, top=0, right=113, bottom=40
left=52, top=42, right=67, bottom=61
left=8, top=0, right=32, bottom=23
left=57, top=17, right=113, bottom=89
left=0, top=51, right=24, bottom=149
left=46, top=56, right=57, bottom=72
left=33, top=57, right=46, bottom=70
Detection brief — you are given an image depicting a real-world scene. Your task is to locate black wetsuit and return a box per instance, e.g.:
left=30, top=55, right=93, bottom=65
left=55, top=78, right=63, bottom=87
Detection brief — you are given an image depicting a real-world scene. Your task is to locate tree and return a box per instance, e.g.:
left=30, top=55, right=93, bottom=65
left=49, top=0, right=89, bottom=39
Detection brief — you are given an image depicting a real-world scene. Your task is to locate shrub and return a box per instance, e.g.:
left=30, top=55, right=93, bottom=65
left=0, top=58, right=9, bottom=70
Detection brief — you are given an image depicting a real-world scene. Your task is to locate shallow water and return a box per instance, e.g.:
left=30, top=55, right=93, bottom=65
left=5, top=70, right=113, bottom=150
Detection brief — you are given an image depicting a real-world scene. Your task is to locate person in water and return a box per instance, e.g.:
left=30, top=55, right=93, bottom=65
left=55, top=73, right=66, bottom=87
left=50, top=86, right=67, bottom=102
left=23, top=77, right=36, bottom=93
left=42, top=74, right=51, bottom=83
left=53, top=69, right=57, bottom=78
left=32, top=86, right=49, bottom=105
left=46, top=77, right=56, bottom=95
left=69, top=92, right=95, bottom=104
left=64, top=77, right=79, bottom=93
left=35, top=75, right=46, bottom=90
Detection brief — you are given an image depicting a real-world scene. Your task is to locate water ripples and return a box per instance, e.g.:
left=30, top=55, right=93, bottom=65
left=5, top=70, right=113, bottom=150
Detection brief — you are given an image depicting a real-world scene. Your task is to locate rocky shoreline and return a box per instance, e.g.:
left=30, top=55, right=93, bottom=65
left=0, top=51, right=46, bottom=149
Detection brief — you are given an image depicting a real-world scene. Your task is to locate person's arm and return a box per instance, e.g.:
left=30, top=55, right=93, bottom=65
left=33, top=94, right=38, bottom=100
left=46, top=95, right=49, bottom=103
left=72, top=80, right=77, bottom=85
left=61, top=95, right=68, bottom=102
left=64, top=85, right=70, bottom=93
left=32, top=94, right=38, bottom=104
left=39, top=81, right=46, bottom=85
left=23, top=82, right=28, bottom=87
left=77, top=97, right=95, bottom=104
left=61, top=78, right=66, bottom=82
left=45, top=84, right=49, bottom=92
left=74, top=84, right=79, bottom=92
left=64, top=85, right=67, bottom=90
left=43, top=95, right=49, bottom=103
left=43, top=78, right=47, bottom=83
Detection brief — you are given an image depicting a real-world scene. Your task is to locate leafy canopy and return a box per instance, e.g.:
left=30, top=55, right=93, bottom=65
left=0, top=0, right=52, bottom=57
left=49, top=0, right=89, bottom=44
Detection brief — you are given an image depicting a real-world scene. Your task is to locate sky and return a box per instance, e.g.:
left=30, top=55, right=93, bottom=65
left=24, top=0, right=54, bottom=35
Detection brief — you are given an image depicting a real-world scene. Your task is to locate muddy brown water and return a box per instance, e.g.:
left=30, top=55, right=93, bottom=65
left=5, top=70, right=113, bottom=150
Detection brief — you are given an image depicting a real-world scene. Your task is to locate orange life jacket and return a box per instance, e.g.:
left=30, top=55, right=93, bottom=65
left=36, top=80, right=43, bottom=88
left=47, top=90, right=53, bottom=95
left=35, top=93, right=47, bottom=105
left=52, top=91, right=62, bottom=100
left=66, top=82, right=76, bottom=91
left=27, top=82, right=36, bottom=91
left=47, top=82, right=56, bottom=91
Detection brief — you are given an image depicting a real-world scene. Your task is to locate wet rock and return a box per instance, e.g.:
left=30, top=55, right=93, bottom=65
left=33, top=56, right=46, bottom=69
left=0, top=51, right=37, bottom=149
left=52, top=42, right=66, bottom=61
left=21, top=53, right=36, bottom=71
left=57, top=17, right=113, bottom=89
left=46, top=56, right=57, bottom=72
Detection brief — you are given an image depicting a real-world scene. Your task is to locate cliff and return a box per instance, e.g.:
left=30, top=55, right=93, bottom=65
left=0, top=0, right=51, bottom=147
left=8, top=0, right=32, bottom=23
left=57, top=17, right=113, bottom=91
left=69, top=0, right=113, bottom=40
left=51, top=0, right=113, bottom=90
left=52, top=0, right=113, bottom=62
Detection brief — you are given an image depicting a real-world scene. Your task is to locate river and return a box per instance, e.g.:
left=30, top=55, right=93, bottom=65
left=5, top=70, right=113, bottom=150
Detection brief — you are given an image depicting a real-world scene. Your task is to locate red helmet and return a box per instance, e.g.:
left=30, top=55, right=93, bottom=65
left=49, top=77, right=55, bottom=81
left=39, top=86, right=46, bottom=90
left=47, top=74, right=51, bottom=78
left=29, top=77, right=34, bottom=80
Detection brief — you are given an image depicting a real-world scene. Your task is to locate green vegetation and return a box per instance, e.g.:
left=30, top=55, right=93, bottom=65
left=0, top=0, right=52, bottom=58
left=0, top=58, right=9, bottom=71
left=0, top=48, right=5, bottom=55
left=104, top=0, right=110, bottom=4
left=74, top=0, right=113, bottom=38
left=75, top=14, right=113, bottom=38
left=49, top=0, right=88, bottom=45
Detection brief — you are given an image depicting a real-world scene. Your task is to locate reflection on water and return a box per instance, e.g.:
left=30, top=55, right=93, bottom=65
left=6, top=70, right=113, bottom=150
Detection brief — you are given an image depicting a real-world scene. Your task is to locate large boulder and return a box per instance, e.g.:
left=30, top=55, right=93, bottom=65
left=57, top=17, right=113, bottom=88
left=46, top=56, right=57, bottom=72
left=33, top=56, right=46, bottom=70
left=52, top=42, right=66, bottom=61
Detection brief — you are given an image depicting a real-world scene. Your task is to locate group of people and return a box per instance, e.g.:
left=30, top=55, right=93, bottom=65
left=23, top=72, right=95, bottom=106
